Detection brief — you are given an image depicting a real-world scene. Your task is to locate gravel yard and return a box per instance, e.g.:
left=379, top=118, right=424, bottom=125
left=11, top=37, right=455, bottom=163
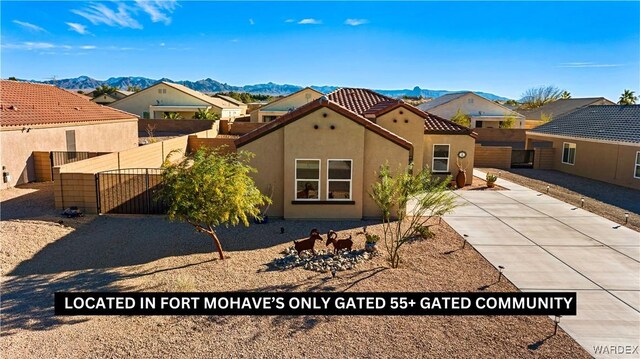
left=1, top=183, right=590, bottom=358
left=481, top=168, right=640, bottom=231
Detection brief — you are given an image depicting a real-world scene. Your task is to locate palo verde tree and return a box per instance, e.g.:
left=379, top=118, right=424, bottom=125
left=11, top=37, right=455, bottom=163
left=450, top=108, right=471, bottom=127
left=369, top=164, right=458, bottom=268
left=157, top=148, right=271, bottom=260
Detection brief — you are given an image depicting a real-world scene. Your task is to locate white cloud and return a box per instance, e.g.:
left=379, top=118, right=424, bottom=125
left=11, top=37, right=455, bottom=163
left=13, top=20, right=47, bottom=32
left=298, top=18, right=322, bottom=25
left=344, top=18, right=369, bottom=26
left=72, top=2, right=142, bottom=29
left=559, top=62, right=622, bottom=68
left=80, top=45, right=96, bottom=49
left=2, top=42, right=56, bottom=50
left=284, top=19, right=295, bottom=23
left=249, top=18, right=255, bottom=25
left=134, top=0, right=178, bottom=25
left=66, top=22, right=90, bottom=35
left=159, top=42, right=165, bottom=46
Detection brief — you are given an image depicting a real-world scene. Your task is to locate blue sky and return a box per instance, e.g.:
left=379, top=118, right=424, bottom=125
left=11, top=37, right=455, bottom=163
left=1, top=1, right=639, bottom=100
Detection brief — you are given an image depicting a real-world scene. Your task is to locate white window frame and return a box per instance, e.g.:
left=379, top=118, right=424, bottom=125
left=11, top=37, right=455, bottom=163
left=327, top=159, right=353, bottom=201
left=634, top=151, right=640, bottom=179
left=295, top=159, right=321, bottom=201
left=432, top=144, right=450, bottom=173
left=562, top=142, right=576, bottom=165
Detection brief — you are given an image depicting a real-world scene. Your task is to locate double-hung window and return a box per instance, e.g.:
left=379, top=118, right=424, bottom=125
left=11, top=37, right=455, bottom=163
left=327, top=160, right=352, bottom=200
left=295, top=159, right=320, bottom=200
left=562, top=142, right=576, bottom=165
left=432, top=144, right=450, bottom=173
left=634, top=152, right=640, bottom=179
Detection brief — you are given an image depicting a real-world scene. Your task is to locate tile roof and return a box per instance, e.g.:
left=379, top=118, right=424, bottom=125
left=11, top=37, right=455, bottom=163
left=529, top=105, right=640, bottom=144
left=418, top=92, right=470, bottom=111
left=328, top=88, right=475, bottom=136
left=518, top=98, right=615, bottom=120
left=160, top=82, right=239, bottom=109
left=0, top=80, right=137, bottom=127
left=236, top=96, right=414, bottom=154
left=214, top=94, right=246, bottom=107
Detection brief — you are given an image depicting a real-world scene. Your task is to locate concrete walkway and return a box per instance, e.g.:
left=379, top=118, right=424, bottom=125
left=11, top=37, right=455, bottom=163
left=444, top=170, right=640, bottom=359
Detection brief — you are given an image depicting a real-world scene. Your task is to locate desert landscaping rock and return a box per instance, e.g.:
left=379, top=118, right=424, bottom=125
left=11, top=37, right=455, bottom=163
left=271, top=247, right=378, bottom=272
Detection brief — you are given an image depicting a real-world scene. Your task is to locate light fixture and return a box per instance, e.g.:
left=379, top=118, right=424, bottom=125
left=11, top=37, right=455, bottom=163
left=497, top=265, right=505, bottom=282
left=625, top=212, right=629, bottom=225
left=554, top=315, right=562, bottom=335
left=546, top=185, right=550, bottom=193
left=581, top=197, right=584, bottom=208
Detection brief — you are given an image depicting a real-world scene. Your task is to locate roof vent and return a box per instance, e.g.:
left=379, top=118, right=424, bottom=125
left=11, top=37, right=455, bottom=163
left=74, top=107, right=81, bottom=110
left=319, top=95, right=329, bottom=104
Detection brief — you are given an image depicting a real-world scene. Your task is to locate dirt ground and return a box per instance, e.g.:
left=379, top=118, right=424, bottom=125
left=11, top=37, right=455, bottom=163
left=0, top=183, right=590, bottom=358
left=481, top=168, right=640, bottom=231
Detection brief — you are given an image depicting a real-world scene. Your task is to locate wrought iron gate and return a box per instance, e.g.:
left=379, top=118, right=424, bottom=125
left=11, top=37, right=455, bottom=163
left=95, top=168, right=167, bottom=214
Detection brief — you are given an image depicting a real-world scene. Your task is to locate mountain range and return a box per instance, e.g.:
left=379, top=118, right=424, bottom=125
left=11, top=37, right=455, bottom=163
left=26, top=76, right=510, bottom=101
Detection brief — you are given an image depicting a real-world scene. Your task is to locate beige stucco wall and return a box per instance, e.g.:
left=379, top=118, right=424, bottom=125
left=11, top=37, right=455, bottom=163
left=527, top=134, right=640, bottom=190
left=375, top=109, right=425, bottom=171
left=256, top=89, right=323, bottom=122
left=110, top=83, right=214, bottom=118
left=423, top=134, right=476, bottom=185
left=0, top=119, right=138, bottom=189
left=238, top=107, right=412, bottom=219
left=423, top=93, right=525, bottom=128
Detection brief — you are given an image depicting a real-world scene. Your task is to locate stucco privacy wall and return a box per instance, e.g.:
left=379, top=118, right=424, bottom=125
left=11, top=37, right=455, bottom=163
left=237, top=107, right=411, bottom=219
left=424, top=134, right=475, bottom=184
left=54, top=130, right=213, bottom=213
left=527, top=134, right=640, bottom=190
left=138, top=119, right=219, bottom=134
left=474, top=128, right=527, bottom=143
left=110, top=83, right=214, bottom=118
left=33, top=151, right=52, bottom=182
left=0, top=119, right=138, bottom=189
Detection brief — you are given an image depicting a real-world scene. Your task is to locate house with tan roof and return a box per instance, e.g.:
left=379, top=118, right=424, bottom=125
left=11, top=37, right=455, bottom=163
left=518, top=97, right=615, bottom=128
left=109, top=82, right=243, bottom=120
left=90, top=89, right=133, bottom=105
left=418, top=91, right=525, bottom=129
left=249, top=87, right=323, bottom=122
left=236, top=88, right=476, bottom=219
left=0, top=80, right=138, bottom=189
left=213, top=94, right=248, bottom=115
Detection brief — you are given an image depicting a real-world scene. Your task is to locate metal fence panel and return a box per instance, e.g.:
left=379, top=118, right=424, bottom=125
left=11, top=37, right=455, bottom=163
left=96, top=168, right=167, bottom=214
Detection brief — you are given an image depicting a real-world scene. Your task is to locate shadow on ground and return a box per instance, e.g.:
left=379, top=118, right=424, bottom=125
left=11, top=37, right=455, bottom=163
left=508, top=168, right=640, bottom=214
left=1, top=182, right=58, bottom=220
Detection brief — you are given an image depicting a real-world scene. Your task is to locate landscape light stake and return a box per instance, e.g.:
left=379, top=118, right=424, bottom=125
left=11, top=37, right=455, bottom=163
left=580, top=197, right=584, bottom=208
left=546, top=185, right=550, bottom=194
left=625, top=212, right=629, bottom=225
left=462, top=234, right=468, bottom=249
left=553, top=315, right=562, bottom=335
left=497, top=265, right=505, bottom=282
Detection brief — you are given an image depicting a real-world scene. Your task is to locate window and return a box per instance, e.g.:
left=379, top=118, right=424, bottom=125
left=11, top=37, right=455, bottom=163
left=562, top=142, right=576, bottom=165
left=327, top=160, right=352, bottom=200
left=295, top=159, right=320, bottom=200
left=635, top=152, right=640, bottom=179
left=65, top=130, right=77, bottom=160
left=467, top=98, right=474, bottom=104
left=157, top=88, right=166, bottom=94
left=263, top=115, right=277, bottom=122
left=432, top=144, right=450, bottom=172
left=475, top=120, right=484, bottom=128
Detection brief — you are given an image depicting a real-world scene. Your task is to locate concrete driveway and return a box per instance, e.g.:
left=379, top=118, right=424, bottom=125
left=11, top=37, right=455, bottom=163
left=444, top=170, right=640, bottom=358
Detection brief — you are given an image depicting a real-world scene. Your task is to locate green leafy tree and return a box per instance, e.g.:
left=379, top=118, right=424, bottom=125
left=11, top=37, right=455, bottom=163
left=163, top=112, right=183, bottom=120
left=450, top=108, right=471, bottom=127
left=520, top=85, right=564, bottom=109
left=499, top=113, right=517, bottom=128
left=504, top=99, right=519, bottom=107
left=369, top=164, right=458, bottom=268
left=619, top=89, right=638, bottom=105
left=7, top=77, right=18, bottom=81
left=193, top=108, right=220, bottom=120
left=561, top=91, right=571, bottom=99
left=158, top=148, right=270, bottom=260
left=127, top=85, right=142, bottom=92
left=540, top=112, right=553, bottom=123
left=93, top=84, right=119, bottom=96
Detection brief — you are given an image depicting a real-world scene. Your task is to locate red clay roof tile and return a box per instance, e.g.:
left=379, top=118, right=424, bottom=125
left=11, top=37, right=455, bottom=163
left=1, top=80, right=136, bottom=127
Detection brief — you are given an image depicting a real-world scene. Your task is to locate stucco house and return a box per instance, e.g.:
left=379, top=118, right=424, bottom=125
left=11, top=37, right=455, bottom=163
left=518, top=97, right=615, bottom=128
left=109, top=82, right=243, bottom=120
left=0, top=80, right=138, bottom=189
left=213, top=94, right=248, bottom=115
left=418, top=92, right=525, bottom=129
left=526, top=105, right=640, bottom=190
left=250, top=87, right=323, bottom=122
left=90, top=89, right=133, bottom=105
left=236, top=88, right=476, bottom=219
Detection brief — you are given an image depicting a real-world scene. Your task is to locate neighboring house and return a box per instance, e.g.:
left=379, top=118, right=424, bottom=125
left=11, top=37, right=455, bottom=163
left=213, top=94, right=248, bottom=115
left=526, top=105, right=640, bottom=190
left=418, top=92, right=525, bottom=129
left=250, top=87, right=323, bottom=122
left=518, top=97, right=615, bottom=128
left=235, top=88, right=476, bottom=219
left=0, top=80, right=138, bottom=189
left=109, top=82, right=243, bottom=120
left=91, top=89, right=133, bottom=105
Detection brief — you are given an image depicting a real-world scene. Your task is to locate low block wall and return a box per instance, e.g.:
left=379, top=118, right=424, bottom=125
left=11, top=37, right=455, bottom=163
left=188, top=137, right=237, bottom=154
left=138, top=119, right=217, bottom=134
left=54, top=130, right=212, bottom=214
left=473, top=144, right=512, bottom=169
left=474, top=128, right=527, bottom=143
left=227, top=122, right=265, bottom=135
left=533, top=147, right=554, bottom=169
